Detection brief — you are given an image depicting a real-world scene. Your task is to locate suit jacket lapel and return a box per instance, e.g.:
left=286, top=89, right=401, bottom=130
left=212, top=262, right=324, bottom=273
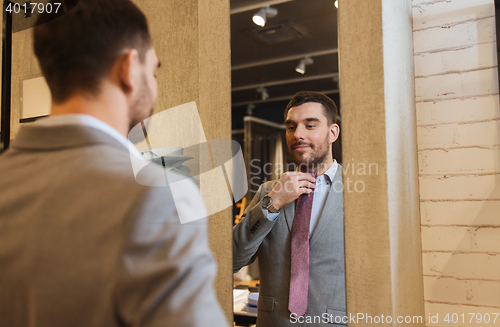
left=284, top=201, right=296, bottom=233
left=309, top=167, right=343, bottom=249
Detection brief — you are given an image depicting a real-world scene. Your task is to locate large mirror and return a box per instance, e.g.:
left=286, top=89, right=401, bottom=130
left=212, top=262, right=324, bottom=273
left=229, top=1, right=346, bottom=326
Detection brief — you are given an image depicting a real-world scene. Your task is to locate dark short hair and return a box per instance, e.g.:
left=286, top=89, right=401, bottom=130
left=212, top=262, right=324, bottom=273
left=284, top=91, right=338, bottom=125
left=34, top=0, right=152, bottom=103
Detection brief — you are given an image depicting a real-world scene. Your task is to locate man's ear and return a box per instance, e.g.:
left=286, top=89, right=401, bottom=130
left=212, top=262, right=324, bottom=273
left=116, top=49, right=140, bottom=95
left=329, top=123, right=340, bottom=144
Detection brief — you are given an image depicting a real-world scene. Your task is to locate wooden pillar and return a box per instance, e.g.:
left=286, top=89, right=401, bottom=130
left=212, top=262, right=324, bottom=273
left=338, top=0, right=425, bottom=324
left=135, top=0, right=232, bottom=320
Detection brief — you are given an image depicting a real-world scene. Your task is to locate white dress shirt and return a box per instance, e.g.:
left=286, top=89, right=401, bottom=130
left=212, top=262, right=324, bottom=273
left=263, top=161, right=339, bottom=236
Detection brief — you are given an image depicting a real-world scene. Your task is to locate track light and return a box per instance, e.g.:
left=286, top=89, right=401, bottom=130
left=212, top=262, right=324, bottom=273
left=252, top=5, right=278, bottom=27
left=256, top=86, right=269, bottom=100
left=334, top=0, right=338, bottom=9
left=295, top=56, right=314, bottom=74
left=247, top=103, right=255, bottom=116
left=332, top=75, right=340, bottom=89
left=296, top=62, right=306, bottom=74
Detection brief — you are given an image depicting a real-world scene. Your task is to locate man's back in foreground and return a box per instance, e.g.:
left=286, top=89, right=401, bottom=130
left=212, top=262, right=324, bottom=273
left=0, top=0, right=228, bottom=325
left=0, top=123, right=223, bottom=326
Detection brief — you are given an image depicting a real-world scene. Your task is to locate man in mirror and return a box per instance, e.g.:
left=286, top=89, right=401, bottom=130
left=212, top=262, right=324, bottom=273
left=233, top=91, right=346, bottom=326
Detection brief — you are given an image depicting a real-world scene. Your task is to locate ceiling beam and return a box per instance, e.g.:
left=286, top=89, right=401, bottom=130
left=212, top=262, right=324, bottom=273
left=231, top=89, right=339, bottom=107
left=231, top=72, right=339, bottom=92
left=231, top=48, right=339, bottom=71
left=230, top=0, right=294, bottom=15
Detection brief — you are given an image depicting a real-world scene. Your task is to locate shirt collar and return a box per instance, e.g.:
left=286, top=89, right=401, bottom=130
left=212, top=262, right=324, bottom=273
left=295, top=160, right=338, bottom=184
left=321, top=160, right=338, bottom=184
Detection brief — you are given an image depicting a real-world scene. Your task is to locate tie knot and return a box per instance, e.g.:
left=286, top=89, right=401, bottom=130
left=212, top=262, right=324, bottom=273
left=307, top=172, right=317, bottom=179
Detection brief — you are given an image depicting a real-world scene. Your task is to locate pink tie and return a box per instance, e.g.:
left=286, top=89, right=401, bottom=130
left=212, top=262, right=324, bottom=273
left=288, top=172, right=316, bottom=317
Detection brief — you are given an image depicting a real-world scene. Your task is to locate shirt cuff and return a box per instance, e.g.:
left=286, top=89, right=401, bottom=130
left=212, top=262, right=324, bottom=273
left=261, top=207, right=279, bottom=221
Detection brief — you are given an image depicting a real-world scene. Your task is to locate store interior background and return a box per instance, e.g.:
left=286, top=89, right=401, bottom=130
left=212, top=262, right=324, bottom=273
left=230, top=0, right=341, bottom=283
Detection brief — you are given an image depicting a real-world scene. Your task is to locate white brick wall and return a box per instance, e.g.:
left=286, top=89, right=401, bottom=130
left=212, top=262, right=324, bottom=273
left=419, top=147, right=500, bottom=175
left=418, top=120, right=500, bottom=149
left=423, top=252, right=500, bottom=279
left=412, top=0, right=500, bottom=324
left=414, top=43, right=497, bottom=77
left=413, top=0, right=494, bottom=31
left=421, top=201, right=500, bottom=226
left=420, top=175, right=500, bottom=200
left=414, top=17, right=496, bottom=54
left=421, top=226, right=500, bottom=252
left=424, top=276, right=500, bottom=307
left=417, top=95, right=500, bottom=126
left=415, top=68, right=498, bottom=102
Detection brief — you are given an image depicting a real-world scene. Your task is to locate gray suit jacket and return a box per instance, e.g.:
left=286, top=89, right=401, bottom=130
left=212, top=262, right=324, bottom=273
left=233, top=169, right=346, bottom=327
left=0, top=124, right=228, bottom=327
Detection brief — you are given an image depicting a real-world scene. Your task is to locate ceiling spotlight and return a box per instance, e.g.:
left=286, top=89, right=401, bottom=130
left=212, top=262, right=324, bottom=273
left=256, top=86, right=269, bottom=100
left=252, top=5, right=278, bottom=27
left=334, top=0, right=338, bottom=9
left=295, top=56, right=314, bottom=74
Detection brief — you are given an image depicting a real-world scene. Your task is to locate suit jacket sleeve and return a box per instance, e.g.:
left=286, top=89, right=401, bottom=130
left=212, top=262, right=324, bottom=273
left=233, top=182, right=278, bottom=273
left=114, top=180, right=229, bottom=327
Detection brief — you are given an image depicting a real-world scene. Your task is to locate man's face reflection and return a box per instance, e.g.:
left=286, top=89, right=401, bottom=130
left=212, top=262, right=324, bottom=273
left=285, top=102, right=333, bottom=171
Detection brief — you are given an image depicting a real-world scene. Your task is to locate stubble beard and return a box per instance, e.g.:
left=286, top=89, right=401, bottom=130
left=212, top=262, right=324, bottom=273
left=128, top=75, right=154, bottom=132
left=289, top=134, right=331, bottom=173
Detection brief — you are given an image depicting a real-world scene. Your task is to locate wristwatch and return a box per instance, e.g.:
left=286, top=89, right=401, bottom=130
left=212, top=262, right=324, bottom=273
left=261, top=195, right=279, bottom=213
